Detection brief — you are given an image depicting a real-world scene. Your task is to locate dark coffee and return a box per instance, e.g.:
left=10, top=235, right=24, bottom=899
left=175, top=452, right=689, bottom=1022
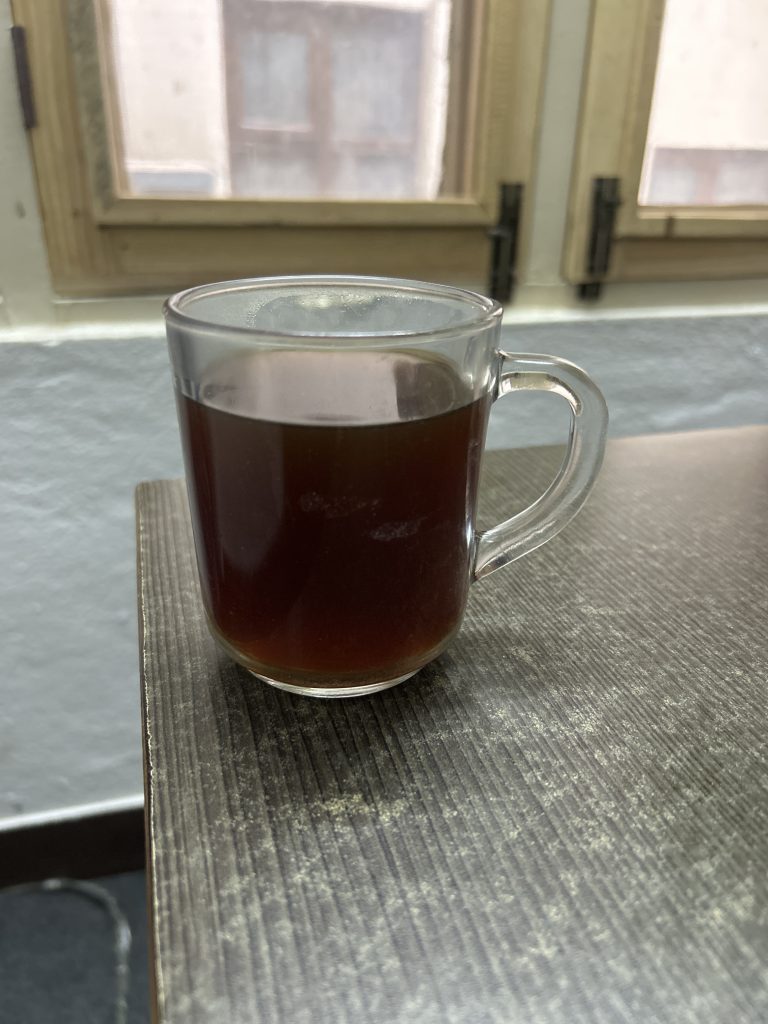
left=177, top=350, right=491, bottom=686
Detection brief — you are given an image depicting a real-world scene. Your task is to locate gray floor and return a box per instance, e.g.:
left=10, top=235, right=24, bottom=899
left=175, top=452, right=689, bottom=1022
left=0, top=871, right=149, bottom=1024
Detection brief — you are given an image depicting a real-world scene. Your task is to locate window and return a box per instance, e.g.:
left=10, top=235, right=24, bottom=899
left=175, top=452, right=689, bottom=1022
left=111, top=0, right=450, bottom=201
left=565, top=0, right=768, bottom=290
left=13, top=0, right=550, bottom=296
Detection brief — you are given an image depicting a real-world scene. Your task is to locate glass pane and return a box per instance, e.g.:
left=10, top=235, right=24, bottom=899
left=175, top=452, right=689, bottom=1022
left=104, top=0, right=455, bottom=201
left=239, top=31, right=310, bottom=127
left=639, top=0, right=768, bottom=206
left=331, top=31, right=419, bottom=141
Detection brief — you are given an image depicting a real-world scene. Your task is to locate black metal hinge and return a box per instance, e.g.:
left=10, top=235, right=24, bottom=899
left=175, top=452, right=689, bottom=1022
left=11, top=25, right=36, bottom=130
left=578, top=176, right=621, bottom=300
left=488, top=182, right=523, bottom=303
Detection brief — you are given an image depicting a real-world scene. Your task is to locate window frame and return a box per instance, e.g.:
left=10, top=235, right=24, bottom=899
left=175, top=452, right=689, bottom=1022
left=14, top=0, right=551, bottom=296
left=564, top=0, right=768, bottom=288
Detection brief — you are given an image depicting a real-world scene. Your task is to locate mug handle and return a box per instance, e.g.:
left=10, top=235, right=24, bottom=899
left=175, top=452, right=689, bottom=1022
left=474, top=352, right=609, bottom=581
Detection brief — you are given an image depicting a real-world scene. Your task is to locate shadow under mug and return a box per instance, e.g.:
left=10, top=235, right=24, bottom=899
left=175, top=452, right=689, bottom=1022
left=164, top=276, right=608, bottom=697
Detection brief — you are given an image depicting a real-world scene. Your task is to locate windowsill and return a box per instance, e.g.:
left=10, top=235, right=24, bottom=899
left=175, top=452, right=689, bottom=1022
left=502, top=280, right=768, bottom=324
left=0, top=278, right=767, bottom=344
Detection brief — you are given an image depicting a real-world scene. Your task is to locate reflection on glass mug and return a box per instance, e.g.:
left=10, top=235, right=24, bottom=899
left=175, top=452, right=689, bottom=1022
left=164, top=277, right=608, bottom=697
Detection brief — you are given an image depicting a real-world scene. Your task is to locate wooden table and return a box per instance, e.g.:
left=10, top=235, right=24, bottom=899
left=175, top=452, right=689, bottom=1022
left=137, top=427, right=768, bottom=1024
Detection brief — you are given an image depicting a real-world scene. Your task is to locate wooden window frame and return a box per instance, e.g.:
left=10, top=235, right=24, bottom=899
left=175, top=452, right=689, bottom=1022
left=13, top=0, right=550, bottom=297
left=564, top=0, right=768, bottom=288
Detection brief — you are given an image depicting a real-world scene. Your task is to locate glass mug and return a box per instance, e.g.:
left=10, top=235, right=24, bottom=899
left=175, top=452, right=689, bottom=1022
left=164, top=276, right=608, bottom=697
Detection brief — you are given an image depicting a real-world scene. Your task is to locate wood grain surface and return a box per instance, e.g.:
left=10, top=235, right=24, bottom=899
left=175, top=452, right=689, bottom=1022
left=137, top=427, right=768, bottom=1024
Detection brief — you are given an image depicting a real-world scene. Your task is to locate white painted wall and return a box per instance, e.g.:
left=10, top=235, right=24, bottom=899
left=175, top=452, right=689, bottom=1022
left=110, top=0, right=230, bottom=192
left=649, top=0, right=768, bottom=150
left=1, top=0, right=767, bottom=828
left=111, top=0, right=224, bottom=166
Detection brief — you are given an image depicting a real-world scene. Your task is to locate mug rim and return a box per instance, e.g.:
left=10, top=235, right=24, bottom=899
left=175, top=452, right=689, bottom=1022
left=163, top=275, right=502, bottom=344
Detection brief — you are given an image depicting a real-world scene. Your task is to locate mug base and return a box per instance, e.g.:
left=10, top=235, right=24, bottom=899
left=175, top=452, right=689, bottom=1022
left=206, top=614, right=429, bottom=698
left=248, top=670, right=418, bottom=699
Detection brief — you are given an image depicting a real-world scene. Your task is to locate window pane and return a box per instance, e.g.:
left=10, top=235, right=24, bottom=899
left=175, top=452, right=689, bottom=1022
left=639, top=0, right=768, bottom=206
left=239, top=31, right=310, bottom=127
left=331, top=31, right=419, bottom=142
left=104, top=0, right=455, bottom=201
